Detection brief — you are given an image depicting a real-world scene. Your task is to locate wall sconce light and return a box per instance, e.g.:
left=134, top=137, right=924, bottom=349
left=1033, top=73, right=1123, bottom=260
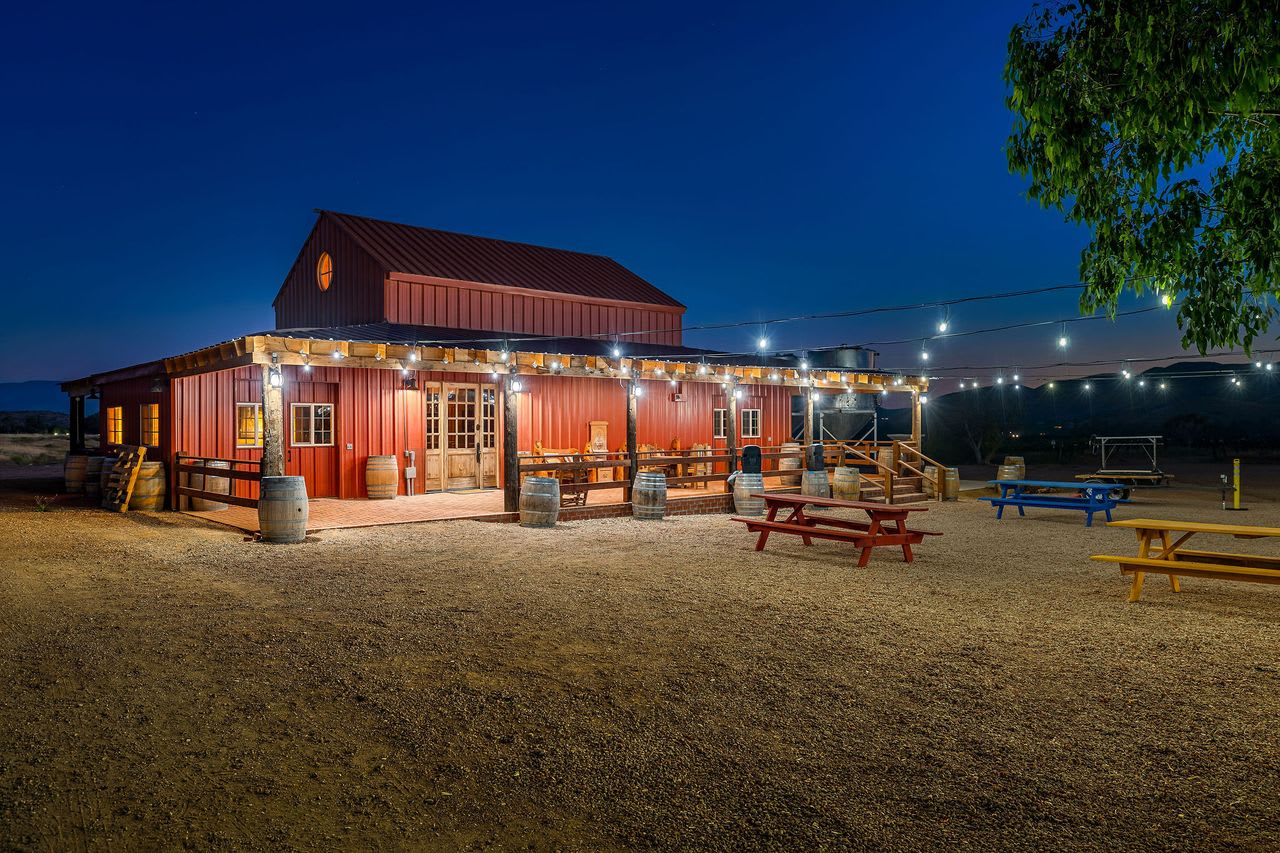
left=511, top=379, right=523, bottom=392
left=268, top=366, right=284, bottom=388
left=89, top=387, right=100, bottom=400
left=150, top=377, right=165, bottom=393
left=402, top=375, right=419, bottom=391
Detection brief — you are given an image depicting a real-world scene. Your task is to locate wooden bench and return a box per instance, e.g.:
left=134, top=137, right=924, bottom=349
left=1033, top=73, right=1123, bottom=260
left=981, top=479, right=1124, bottom=527
left=1093, top=518, right=1280, bottom=602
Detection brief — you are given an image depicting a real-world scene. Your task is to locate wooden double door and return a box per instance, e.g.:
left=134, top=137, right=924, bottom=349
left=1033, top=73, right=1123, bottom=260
left=420, top=382, right=498, bottom=491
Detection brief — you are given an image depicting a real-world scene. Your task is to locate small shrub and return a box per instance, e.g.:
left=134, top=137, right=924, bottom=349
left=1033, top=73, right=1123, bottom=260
left=33, top=495, right=55, bottom=512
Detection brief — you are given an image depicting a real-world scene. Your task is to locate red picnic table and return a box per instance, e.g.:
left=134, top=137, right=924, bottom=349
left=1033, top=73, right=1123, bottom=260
left=732, top=493, right=941, bottom=567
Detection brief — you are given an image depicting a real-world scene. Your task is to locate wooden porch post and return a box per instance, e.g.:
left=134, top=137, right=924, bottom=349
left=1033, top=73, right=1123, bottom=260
left=261, top=364, right=285, bottom=478
left=503, top=370, right=520, bottom=513
left=69, top=395, right=85, bottom=453
left=726, top=385, right=739, bottom=474
left=803, top=389, right=815, bottom=448
left=911, top=390, right=922, bottom=446
left=626, top=379, right=638, bottom=502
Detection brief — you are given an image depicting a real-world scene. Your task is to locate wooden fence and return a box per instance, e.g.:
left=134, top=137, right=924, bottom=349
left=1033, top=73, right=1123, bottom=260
left=174, top=454, right=262, bottom=509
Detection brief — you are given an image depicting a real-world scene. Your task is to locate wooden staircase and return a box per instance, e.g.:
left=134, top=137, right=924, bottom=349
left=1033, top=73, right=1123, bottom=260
left=856, top=473, right=929, bottom=504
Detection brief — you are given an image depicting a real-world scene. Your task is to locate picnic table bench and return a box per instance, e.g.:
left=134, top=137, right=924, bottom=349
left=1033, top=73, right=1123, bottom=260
left=731, top=493, right=941, bottom=567
left=1092, top=518, right=1280, bottom=602
left=980, top=479, right=1125, bottom=527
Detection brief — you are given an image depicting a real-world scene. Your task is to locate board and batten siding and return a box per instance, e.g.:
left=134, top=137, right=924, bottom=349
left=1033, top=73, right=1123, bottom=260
left=384, top=276, right=683, bottom=345
left=273, top=215, right=389, bottom=329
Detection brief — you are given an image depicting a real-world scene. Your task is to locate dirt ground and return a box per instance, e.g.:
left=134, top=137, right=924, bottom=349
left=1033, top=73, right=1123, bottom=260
left=2, top=465, right=1279, bottom=850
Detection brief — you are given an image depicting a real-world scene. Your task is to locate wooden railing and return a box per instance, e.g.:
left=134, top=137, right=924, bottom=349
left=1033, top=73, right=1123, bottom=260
left=175, top=454, right=262, bottom=509
left=516, top=444, right=806, bottom=504
left=895, top=443, right=947, bottom=501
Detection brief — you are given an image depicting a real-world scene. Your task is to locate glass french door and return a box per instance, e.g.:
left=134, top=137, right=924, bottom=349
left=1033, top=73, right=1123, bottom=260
left=425, top=382, right=498, bottom=491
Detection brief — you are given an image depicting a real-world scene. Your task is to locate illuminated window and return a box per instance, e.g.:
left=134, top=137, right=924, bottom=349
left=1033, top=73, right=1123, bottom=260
left=316, top=252, right=333, bottom=291
left=712, top=408, right=727, bottom=440
left=741, top=408, right=761, bottom=439
left=105, top=406, right=123, bottom=445
left=291, top=403, right=334, bottom=446
left=140, top=403, right=160, bottom=446
left=236, top=403, right=263, bottom=447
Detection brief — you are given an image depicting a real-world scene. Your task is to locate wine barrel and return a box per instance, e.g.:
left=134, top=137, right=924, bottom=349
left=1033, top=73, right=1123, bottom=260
left=923, top=465, right=939, bottom=498
left=64, top=454, right=88, bottom=494
left=632, top=472, right=667, bottom=520
left=365, top=455, right=398, bottom=499
left=942, top=467, right=960, bottom=501
left=128, top=461, right=166, bottom=511
left=190, top=459, right=230, bottom=511
left=732, top=472, right=766, bottom=517
left=996, top=464, right=1021, bottom=482
left=779, top=442, right=802, bottom=486
left=99, top=456, right=119, bottom=507
left=801, top=469, right=831, bottom=499
left=258, top=476, right=308, bottom=543
left=1004, top=456, right=1026, bottom=479
left=519, top=476, right=560, bottom=528
left=84, top=457, right=104, bottom=500
left=832, top=467, right=860, bottom=501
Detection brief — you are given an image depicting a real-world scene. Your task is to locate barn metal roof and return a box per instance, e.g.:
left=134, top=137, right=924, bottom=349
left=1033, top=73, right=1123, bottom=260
left=321, top=211, right=685, bottom=308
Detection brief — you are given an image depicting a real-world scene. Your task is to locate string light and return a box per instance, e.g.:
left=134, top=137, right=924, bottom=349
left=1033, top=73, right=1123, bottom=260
left=409, top=349, right=419, bottom=362
left=1083, top=382, right=1091, bottom=390
left=1047, top=381, right=1055, bottom=389
left=757, top=334, right=769, bottom=351
left=499, top=350, right=509, bottom=362
left=1012, top=373, right=1020, bottom=381
left=1162, top=294, right=1173, bottom=308
left=921, top=395, right=929, bottom=404
left=612, top=345, right=621, bottom=358
left=1159, top=381, right=1168, bottom=390
left=1057, top=322, right=1069, bottom=349
left=996, top=376, right=1004, bottom=385
left=800, top=360, right=809, bottom=371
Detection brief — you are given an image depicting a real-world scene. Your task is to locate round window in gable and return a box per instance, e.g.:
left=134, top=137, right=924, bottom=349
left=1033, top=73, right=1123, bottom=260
left=316, top=252, right=333, bottom=291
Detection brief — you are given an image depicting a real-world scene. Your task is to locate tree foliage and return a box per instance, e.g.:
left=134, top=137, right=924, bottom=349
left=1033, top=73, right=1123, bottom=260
left=1005, top=1, right=1280, bottom=353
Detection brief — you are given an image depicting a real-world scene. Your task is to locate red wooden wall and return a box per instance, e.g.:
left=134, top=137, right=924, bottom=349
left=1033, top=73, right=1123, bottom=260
left=164, top=365, right=796, bottom=503
left=385, top=277, right=683, bottom=345
left=98, top=377, right=173, bottom=465
left=273, top=215, right=388, bottom=329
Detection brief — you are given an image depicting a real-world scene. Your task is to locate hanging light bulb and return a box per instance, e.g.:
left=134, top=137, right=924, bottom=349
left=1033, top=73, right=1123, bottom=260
left=958, top=381, right=966, bottom=389
left=1267, top=363, right=1275, bottom=372
left=1159, top=381, right=1168, bottom=390
left=770, top=371, right=780, bottom=381
left=937, top=319, right=949, bottom=333
left=1162, top=294, right=1173, bottom=308
left=1084, top=382, right=1092, bottom=390
left=1047, top=381, right=1055, bottom=389
left=669, top=378, right=676, bottom=387
left=332, top=349, right=343, bottom=360
left=920, top=395, right=929, bottom=405
left=1122, top=369, right=1131, bottom=379
left=1057, top=322, right=1069, bottom=349
left=409, top=349, right=419, bottom=362
left=1138, top=379, right=1146, bottom=387
left=612, top=345, right=621, bottom=358
left=800, top=360, right=809, bottom=371
left=1012, top=373, right=1020, bottom=381
left=500, top=350, right=509, bottom=363
left=1256, top=361, right=1263, bottom=368
left=757, top=336, right=769, bottom=351
left=401, top=367, right=409, bottom=377
left=996, top=376, right=1004, bottom=385
left=921, top=348, right=930, bottom=362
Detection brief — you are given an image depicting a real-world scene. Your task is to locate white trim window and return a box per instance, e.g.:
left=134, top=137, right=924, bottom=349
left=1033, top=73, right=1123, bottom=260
left=713, top=408, right=727, bottom=440
left=236, top=403, right=263, bottom=448
left=741, top=408, right=762, bottom=439
left=291, top=403, right=334, bottom=447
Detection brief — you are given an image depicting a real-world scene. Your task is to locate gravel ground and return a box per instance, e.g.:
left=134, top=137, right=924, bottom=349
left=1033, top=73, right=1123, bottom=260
left=2, top=473, right=1279, bottom=850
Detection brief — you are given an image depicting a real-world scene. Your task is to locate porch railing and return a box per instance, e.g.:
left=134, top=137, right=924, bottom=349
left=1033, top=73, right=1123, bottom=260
left=175, top=454, right=262, bottom=509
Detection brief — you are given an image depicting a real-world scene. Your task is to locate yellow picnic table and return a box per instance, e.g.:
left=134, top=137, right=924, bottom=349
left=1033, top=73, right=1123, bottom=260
left=1092, top=518, right=1280, bottom=602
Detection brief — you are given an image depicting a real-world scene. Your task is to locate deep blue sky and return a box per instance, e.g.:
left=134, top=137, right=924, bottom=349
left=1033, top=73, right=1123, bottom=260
left=2, top=1, right=1205, bottom=387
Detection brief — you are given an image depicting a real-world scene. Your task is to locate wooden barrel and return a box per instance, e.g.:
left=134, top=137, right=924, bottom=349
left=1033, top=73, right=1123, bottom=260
left=832, top=467, right=860, bottom=501
left=996, top=464, right=1022, bottom=482
left=258, top=476, right=308, bottom=543
left=519, top=476, right=560, bottom=527
left=64, top=454, right=88, bottom=494
left=732, top=472, right=766, bottom=517
left=924, top=465, right=939, bottom=498
left=942, top=467, right=960, bottom=501
left=84, top=457, right=104, bottom=500
left=128, top=462, right=166, bottom=511
left=99, top=457, right=119, bottom=507
left=190, top=459, right=230, bottom=511
left=779, top=442, right=802, bottom=486
left=365, top=455, right=398, bottom=499
left=632, top=472, right=667, bottom=520
left=801, top=469, right=831, bottom=499
left=1004, top=456, right=1026, bottom=479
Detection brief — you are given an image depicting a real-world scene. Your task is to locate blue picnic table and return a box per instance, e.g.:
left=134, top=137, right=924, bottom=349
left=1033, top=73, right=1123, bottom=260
left=980, top=479, right=1126, bottom=527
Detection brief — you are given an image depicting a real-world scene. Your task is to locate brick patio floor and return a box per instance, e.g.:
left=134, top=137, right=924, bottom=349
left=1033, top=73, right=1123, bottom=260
left=185, top=482, right=731, bottom=533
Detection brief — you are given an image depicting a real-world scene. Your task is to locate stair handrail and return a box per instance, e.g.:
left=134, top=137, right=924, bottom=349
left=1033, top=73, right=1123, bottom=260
left=894, top=441, right=947, bottom=501
left=836, top=441, right=897, bottom=504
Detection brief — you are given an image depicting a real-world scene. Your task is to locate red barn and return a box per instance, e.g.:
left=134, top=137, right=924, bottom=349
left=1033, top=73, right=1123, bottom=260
left=63, top=211, right=928, bottom=517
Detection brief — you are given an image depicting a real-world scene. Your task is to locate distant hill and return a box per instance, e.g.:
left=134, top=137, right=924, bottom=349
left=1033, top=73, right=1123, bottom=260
left=888, top=361, right=1280, bottom=463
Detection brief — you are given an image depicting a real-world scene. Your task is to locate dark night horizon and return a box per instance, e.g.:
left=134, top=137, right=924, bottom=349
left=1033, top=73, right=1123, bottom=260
left=1, top=1, right=1221, bottom=386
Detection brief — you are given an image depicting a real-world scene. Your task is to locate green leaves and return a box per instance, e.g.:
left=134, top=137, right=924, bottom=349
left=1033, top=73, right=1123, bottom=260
left=1006, top=0, right=1280, bottom=353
